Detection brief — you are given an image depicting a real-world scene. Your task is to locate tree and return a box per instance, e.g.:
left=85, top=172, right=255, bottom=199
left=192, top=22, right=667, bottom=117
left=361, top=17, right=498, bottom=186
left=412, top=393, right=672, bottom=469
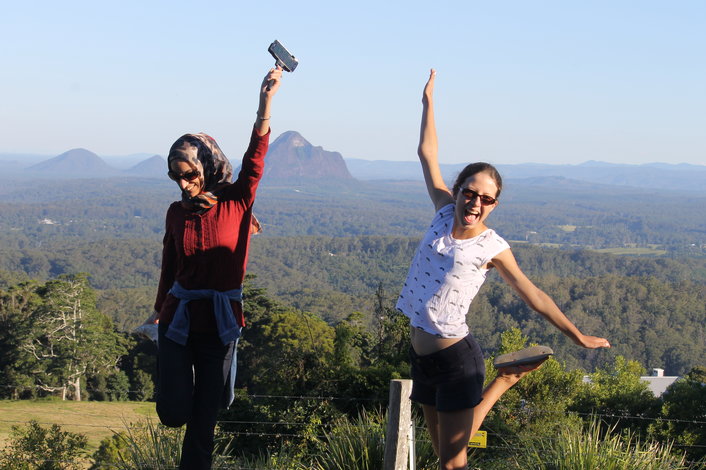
left=648, top=367, right=706, bottom=461
left=22, top=274, right=129, bottom=400
left=0, top=281, right=41, bottom=399
left=571, top=355, right=661, bottom=436
left=243, top=308, right=335, bottom=395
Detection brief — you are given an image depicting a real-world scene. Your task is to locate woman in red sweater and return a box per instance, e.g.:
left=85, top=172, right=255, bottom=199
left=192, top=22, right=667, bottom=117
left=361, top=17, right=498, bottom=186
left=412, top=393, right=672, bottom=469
left=153, top=66, right=282, bottom=470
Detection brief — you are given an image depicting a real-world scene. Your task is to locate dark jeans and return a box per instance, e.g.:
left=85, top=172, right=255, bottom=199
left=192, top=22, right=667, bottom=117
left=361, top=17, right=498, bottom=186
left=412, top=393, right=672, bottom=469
left=157, top=323, right=236, bottom=470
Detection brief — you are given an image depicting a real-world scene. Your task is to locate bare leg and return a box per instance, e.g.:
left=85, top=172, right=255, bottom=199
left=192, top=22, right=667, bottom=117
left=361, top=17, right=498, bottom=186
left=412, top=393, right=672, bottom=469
left=422, top=404, right=441, bottom=457
left=470, top=361, right=545, bottom=437
left=437, top=408, right=474, bottom=470
left=423, top=404, right=474, bottom=470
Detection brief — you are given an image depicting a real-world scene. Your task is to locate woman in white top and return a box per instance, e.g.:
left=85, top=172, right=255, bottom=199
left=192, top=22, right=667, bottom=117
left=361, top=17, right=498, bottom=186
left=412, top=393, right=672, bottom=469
left=397, top=70, right=611, bottom=470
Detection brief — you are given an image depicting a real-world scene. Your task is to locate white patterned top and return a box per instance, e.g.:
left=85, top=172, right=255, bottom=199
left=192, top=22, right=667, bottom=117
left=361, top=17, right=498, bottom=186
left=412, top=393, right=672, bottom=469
left=396, top=204, right=510, bottom=338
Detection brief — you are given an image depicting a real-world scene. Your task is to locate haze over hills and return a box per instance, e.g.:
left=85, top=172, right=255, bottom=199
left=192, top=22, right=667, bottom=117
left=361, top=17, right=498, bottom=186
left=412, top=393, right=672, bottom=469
left=345, top=159, right=706, bottom=192
left=4, top=133, right=705, bottom=192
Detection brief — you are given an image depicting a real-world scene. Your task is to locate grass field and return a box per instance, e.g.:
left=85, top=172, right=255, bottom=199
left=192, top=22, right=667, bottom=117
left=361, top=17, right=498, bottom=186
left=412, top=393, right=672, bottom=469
left=0, top=399, right=155, bottom=454
left=594, top=246, right=668, bottom=256
left=510, top=240, right=669, bottom=256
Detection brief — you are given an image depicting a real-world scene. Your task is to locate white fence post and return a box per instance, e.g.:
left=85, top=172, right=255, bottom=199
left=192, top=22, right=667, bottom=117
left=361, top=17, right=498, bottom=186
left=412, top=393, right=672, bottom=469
left=383, top=379, right=413, bottom=470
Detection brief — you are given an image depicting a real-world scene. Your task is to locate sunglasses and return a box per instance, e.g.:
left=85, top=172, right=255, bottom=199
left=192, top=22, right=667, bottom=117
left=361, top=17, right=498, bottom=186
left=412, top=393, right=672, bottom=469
left=168, top=169, right=201, bottom=182
left=460, top=188, right=497, bottom=206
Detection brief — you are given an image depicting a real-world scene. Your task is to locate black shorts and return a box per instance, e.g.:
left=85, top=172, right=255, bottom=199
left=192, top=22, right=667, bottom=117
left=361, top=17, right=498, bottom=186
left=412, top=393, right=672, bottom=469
left=409, top=334, right=486, bottom=412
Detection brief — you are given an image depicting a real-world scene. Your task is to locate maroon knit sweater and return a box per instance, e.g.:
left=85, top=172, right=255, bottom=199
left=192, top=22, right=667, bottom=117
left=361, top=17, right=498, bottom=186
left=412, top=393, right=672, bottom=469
left=154, top=127, right=270, bottom=332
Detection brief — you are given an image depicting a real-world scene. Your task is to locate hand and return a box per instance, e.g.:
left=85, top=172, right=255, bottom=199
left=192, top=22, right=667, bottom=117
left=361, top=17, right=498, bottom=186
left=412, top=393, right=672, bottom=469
left=575, top=334, right=611, bottom=349
left=422, top=68, right=435, bottom=105
left=261, top=66, right=283, bottom=99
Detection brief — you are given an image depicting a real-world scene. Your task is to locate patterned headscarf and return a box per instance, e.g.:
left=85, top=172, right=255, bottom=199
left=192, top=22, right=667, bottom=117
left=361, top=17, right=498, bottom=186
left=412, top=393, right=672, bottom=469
left=168, top=133, right=262, bottom=233
left=168, top=133, right=233, bottom=212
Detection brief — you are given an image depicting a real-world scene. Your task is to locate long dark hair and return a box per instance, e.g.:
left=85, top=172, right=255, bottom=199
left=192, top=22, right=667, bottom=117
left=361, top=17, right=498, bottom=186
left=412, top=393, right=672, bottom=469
left=452, top=162, right=503, bottom=199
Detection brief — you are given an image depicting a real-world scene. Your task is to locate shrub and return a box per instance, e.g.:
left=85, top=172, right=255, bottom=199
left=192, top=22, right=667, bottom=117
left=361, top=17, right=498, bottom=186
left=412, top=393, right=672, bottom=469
left=514, top=418, right=690, bottom=470
left=0, top=420, right=88, bottom=470
left=90, top=418, right=236, bottom=469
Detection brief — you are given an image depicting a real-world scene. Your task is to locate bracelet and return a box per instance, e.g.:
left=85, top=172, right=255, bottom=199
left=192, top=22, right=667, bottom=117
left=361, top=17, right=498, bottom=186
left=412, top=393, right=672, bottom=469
left=257, top=114, right=270, bottom=120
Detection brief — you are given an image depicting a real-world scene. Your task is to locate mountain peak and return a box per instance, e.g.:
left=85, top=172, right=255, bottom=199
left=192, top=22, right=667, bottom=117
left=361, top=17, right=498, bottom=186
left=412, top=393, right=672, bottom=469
left=29, top=148, right=119, bottom=175
left=263, top=131, right=353, bottom=181
left=126, top=155, right=166, bottom=177
left=273, top=131, right=309, bottom=148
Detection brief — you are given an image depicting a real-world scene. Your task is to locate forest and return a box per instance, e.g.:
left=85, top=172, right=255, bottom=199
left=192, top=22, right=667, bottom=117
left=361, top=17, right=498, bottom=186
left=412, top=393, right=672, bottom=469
left=1, top=176, right=705, bottom=251
left=0, top=234, right=704, bottom=376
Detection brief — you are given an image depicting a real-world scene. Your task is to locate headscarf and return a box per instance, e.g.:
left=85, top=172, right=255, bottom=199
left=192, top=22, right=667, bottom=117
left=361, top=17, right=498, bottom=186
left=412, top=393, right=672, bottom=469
left=167, top=133, right=233, bottom=212
left=167, top=133, right=262, bottom=234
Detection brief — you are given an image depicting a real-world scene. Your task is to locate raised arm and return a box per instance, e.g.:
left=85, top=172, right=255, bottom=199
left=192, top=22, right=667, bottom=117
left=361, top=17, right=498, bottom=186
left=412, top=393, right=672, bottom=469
left=491, top=248, right=611, bottom=349
left=254, top=66, right=283, bottom=136
left=418, top=69, right=454, bottom=211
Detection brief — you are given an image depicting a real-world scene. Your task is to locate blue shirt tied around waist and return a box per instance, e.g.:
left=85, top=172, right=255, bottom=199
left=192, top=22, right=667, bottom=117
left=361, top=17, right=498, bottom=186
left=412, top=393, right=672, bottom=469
left=165, top=281, right=242, bottom=408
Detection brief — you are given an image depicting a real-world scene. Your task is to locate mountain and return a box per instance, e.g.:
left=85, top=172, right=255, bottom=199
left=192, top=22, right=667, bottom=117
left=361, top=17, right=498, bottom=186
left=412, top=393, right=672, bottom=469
left=28, top=148, right=120, bottom=176
left=262, top=131, right=353, bottom=181
left=497, top=162, right=706, bottom=191
left=104, top=153, right=159, bottom=169
left=346, top=158, right=466, bottom=181
left=125, top=155, right=166, bottom=178
left=344, top=159, right=706, bottom=192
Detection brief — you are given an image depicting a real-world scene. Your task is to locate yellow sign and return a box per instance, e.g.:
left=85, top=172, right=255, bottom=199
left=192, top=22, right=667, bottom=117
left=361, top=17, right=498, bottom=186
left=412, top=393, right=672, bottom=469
left=468, top=430, right=487, bottom=448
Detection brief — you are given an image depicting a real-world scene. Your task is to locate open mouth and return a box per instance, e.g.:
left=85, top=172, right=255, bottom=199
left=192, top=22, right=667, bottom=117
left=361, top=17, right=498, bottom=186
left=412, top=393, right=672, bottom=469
left=463, top=207, right=480, bottom=225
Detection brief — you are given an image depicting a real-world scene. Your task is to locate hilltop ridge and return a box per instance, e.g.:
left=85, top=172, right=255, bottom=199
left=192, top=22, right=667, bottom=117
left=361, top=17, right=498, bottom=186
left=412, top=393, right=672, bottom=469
left=261, top=131, right=354, bottom=181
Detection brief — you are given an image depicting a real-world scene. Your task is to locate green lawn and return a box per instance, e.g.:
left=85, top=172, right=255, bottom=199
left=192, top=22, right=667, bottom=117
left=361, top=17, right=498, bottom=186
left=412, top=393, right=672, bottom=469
left=0, top=399, right=155, bottom=452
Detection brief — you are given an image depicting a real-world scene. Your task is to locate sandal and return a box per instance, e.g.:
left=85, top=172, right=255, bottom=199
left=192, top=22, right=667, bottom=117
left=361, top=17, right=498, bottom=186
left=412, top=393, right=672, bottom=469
left=493, top=345, right=553, bottom=368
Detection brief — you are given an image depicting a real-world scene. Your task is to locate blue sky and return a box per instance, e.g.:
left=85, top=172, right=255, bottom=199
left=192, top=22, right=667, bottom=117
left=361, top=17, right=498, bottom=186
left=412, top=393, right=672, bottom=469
left=1, top=0, right=704, bottom=165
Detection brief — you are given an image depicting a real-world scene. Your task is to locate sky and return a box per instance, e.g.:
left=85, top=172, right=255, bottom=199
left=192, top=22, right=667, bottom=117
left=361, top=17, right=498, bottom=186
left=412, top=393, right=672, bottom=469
left=1, top=0, right=704, bottom=165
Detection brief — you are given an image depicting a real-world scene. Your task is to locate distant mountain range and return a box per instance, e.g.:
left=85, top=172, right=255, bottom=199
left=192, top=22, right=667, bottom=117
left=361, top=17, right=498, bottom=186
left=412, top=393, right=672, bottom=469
left=2, top=133, right=705, bottom=192
left=6, top=130, right=354, bottom=182
left=22, top=148, right=166, bottom=178
left=346, top=159, right=706, bottom=192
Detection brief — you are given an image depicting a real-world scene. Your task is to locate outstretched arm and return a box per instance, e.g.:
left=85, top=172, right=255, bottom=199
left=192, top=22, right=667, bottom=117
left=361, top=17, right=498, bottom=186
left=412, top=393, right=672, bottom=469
left=491, top=249, right=611, bottom=349
left=254, top=66, right=283, bottom=136
left=418, top=69, right=454, bottom=211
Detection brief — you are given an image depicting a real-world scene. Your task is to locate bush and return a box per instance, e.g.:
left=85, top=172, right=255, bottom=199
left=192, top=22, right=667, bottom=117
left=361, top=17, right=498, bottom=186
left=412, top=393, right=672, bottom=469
left=649, top=368, right=706, bottom=462
left=311, top=410, right=386, bottom=470
left=0, top=420, right=88, bottom=470
left=130, top=369, right=155, bottom=401
left=514, top=418, right=690, bottom=470
left=106, top=371, right=130, bottom=401
left=90, top=418, right=237, bottom=469
left=89, top=418, right=183, bottom=469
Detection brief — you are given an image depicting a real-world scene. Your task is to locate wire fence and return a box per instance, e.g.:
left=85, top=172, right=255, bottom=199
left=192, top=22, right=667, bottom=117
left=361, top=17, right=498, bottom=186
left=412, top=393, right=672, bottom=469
left=2, top=385, right=704, bottom=425
left=1, top=387, right=704, bottom=468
